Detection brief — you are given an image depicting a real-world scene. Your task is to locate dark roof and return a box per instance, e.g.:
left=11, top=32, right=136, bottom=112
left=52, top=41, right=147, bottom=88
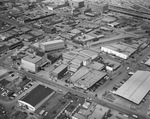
left=0, top=45, right=8, bottom=53
left=0, top=79, right=10, bottom=87
left=22, top=85, right=53, bottom=107
left=36, top=50, right=45, bottom=57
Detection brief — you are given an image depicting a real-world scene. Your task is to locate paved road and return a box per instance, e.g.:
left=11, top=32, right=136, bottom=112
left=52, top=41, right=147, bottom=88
left=3, top=65, right=148, bottom=119
left=109, top=5, right=150, bottom=20
left=0, top=48, right=150, bottom=119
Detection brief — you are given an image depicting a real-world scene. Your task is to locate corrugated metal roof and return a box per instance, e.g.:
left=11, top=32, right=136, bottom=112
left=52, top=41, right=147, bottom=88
left=52, top=64, right=68, bottom=75
left=76, top=70, right=106, bottom=89
left=70, top=67, right=89, bottom=82
left=87, top=62, right=104, bottom=70
left=115, top=70, right=150, bottom=104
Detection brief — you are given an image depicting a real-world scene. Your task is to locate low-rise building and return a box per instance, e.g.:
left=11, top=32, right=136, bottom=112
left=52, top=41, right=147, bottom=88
left=18, top=85, right=54, bottom=112
left=21, top=54, right=47, bottom=72
left=74, top=34, right=96, bottom=45
left=70, top=66, right=89, bottom=83
left=79, top=49, right=98, bottom=60
left=6, top=38, right=23, bottom=50
left=40, top=40, right=65, bottom=52
left=101, top=42, right=136, bottom=59
left=51, top=64, right=68, bottom=80
left=75, top=70, right=106, bottom=90
left=87, top=61, right=104, bottom=70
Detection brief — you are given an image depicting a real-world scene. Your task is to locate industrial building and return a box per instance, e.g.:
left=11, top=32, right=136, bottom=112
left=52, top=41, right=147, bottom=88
left=51, top=64, right=68, bottom=80
left=21, top=53, right=47, bottom=72
left=70, top=0, right=85, bottom=8
left=18, top=85, right=54, bottom=112
left=40, top=40, right=65, bottom=52
left=6, top=38, right=23, bottom=50
left=68, top=52, right=92, bottom=72
left=101, top=42, right=136, bottom=59
left=74, top=34, right=96, bottom=45
left=115, top=70, right=150, bottom=104
left=79, top=49, right=98, bottom=60
left=75, top=70, right=106, bottom=90
left=63, top=51, right=78, bottom=61
left=47, top=52, right=62, bottom=64
left=70, top=66, right=89, bottom=83
left=84, top=1, right=108, bottom=14
left=104, top=59, right=121, bottom=71
left=87, top=61, right=104, bottom=70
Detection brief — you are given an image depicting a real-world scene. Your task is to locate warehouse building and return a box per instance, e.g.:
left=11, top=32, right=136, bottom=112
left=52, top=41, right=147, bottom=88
left=68, top=64, right=81, bottom=73
left=87, top=61, right=104, bottom=70
left=70, top=66, right=89, bottom=83
left=75, top=70, right=106, bottom=90
left=79, top=49, right=98, bottom=60
left=85, top=1, right=108, bottom=14
left=18, top=85, right=54, bottom=112
left=21, top=54, right=47, bottom=73
left=101, top=42, right=136, bottom=59
left=114, top=70, right=150, bottom=104
left=70, top=0, right=85, bottom=8
left=101, top=16, right=117, bottom=23
left=6, top=38, right=23, bottom=50
left=76, top=53, right=91, bottom=66
left=74, top=34, right=96, bottom=45
left=40, top=40, right=65, bottom=52
left=63, top=51, right=78, bottom=61
left=47, top=52, right=62, bottom=64
left=51, top=64, right=68, bottom=80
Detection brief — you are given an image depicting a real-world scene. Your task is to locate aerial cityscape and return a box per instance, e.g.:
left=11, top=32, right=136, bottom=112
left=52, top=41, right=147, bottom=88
left=0, top=0, right=150, bottom=119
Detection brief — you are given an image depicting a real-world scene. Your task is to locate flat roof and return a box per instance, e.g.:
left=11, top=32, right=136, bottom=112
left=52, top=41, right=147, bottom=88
left=102, top=42, right=136, bottom=56
left=22, top=55, right=42, bottom=64
left=75, top=34, right=95, bottom=42
left=40, top=40, right=64, bottom=46
left=52, top=64, right=68, bottom=75
left=104, top=59, right=121, bottom=69
left=76, top=70, right=106, bottom=89
left=79, top=49, right=98, bottom=58
left=70, top=67, right=89, bottom=82
left=87, top=62, right=104, bottom=70
left=115, top=70, right=150, bottom=104
left=102, top=16, right=117, bottom=22
left=21, top=85, right=54, bottom=107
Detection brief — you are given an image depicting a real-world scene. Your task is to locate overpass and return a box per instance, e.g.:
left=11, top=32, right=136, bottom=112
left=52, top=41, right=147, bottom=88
left=89, top=33, right=139, bottom=47
left=108, top=5, right=150, bottom=20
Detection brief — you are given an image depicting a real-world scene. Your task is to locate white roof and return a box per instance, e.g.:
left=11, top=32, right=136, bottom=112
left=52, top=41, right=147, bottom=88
left=115, top=70, right=150, bottom=104
left=40, top=40, right=64, bottom=46
left=145, top=59, right=150, bottom=66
